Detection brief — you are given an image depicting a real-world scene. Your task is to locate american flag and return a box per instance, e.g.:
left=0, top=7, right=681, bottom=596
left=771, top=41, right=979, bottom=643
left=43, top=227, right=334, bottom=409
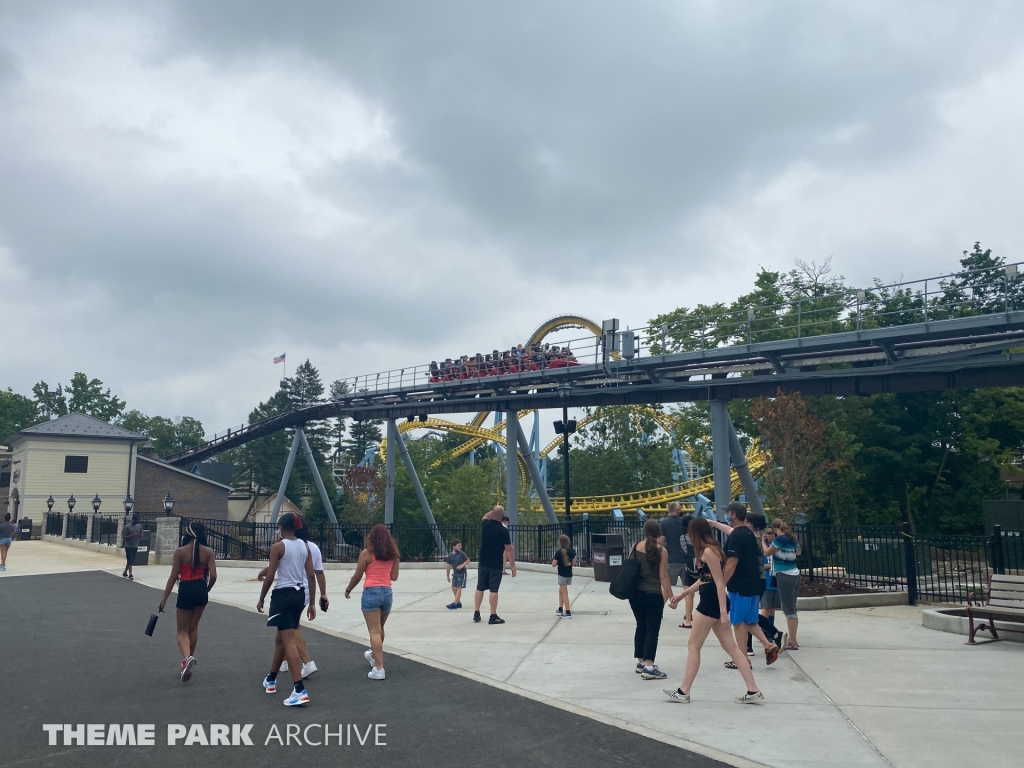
left=273, top=353, right=286, bottom=364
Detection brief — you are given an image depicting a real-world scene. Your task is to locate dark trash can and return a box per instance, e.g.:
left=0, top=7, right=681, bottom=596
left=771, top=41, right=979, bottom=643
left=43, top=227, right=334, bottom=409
left=18, top=518, right=33, bottom=541
left=132, top=530, right=152, bottom=566
left=591, top=533, right=625, bottom=583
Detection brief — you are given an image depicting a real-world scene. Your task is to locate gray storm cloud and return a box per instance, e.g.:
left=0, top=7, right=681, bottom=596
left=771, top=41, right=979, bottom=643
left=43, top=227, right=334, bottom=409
left=1, top=0, right=1023, bottom=429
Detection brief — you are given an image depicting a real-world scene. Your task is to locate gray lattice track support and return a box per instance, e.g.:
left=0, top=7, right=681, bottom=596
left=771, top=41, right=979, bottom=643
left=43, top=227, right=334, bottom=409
left=393, top=426, right=445, bottom=553
left=727, top=420, right=766, bottom=519
left=298, top=430, right=344, bottom=545
left=710, top=399, right=732, bottom=520
left=505, top=410, right=519, bottom=525
left=516, top=421, right=558, bottom=524
left=385, top=419, right=397, bottom=525
left=271, top=429, right=302, bottom=525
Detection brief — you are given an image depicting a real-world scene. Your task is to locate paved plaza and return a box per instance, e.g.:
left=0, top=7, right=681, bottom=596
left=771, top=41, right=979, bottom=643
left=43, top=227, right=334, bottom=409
left=2, top=541, right=1022, bottom=768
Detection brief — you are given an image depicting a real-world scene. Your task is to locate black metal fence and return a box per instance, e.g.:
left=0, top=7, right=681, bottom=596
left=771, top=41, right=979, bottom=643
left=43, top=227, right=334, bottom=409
left=89, top=516, right=120, bottom=546
left=45, top=512, right=63, bottom=536
left=158, top=516, right=1020, bottom=605
left=65, top=513, right=88, bottom=541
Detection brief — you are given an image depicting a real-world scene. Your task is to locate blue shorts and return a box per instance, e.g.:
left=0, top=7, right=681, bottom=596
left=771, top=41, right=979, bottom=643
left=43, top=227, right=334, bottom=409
left=727, top=593, right=760, bottom=625
left=361, top=586, right=393, bottom=613
left=0, top=538, right=12, bottom=547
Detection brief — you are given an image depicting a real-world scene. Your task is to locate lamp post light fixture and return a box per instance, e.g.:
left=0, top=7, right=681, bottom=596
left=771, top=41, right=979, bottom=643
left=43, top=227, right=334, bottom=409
left=92, top=493, right=102, bottom=515
left=553, top=383, right=577, bottom=532
left=163, top=492, right=175, bottom=516
left=123, top=495, right=134, bottom=517
left=46, top=495, right=55, bottom=514
left=67, top=494, right=76, bottom=513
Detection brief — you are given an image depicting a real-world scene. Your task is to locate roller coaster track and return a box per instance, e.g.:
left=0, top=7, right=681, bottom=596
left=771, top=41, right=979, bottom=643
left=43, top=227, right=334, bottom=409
left=388, top=404, right=761, bottom=515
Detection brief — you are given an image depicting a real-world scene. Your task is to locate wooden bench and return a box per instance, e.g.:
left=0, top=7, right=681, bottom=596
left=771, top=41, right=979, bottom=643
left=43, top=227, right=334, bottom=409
left=967, top=573, right=1024, bottom=644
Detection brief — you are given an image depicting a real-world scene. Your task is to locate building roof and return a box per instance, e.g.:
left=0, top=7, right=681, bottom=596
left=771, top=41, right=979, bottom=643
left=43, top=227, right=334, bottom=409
left=15, top=413, right=145, bottom=442
left=191, top=462, right=237, bottom=487
left=137, top=455, right=233, bottom=490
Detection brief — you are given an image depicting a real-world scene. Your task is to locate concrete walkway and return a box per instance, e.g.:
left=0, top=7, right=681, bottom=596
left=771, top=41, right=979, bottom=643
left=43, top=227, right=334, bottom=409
left=7, top=541, right=1022, bottom=768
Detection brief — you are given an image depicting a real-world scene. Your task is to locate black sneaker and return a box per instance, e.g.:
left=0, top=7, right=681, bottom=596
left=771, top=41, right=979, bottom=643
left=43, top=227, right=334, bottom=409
left=641, top=665, right=667, bottom=680
left=488, top=615, right=505, bottom=625
left=636, top=662, right=643, bottom=674
left=562, top=611, right=572, bottom=619
left=556, top=607, right=563, bottom=615
left=473, top=611, right=481, bottom=623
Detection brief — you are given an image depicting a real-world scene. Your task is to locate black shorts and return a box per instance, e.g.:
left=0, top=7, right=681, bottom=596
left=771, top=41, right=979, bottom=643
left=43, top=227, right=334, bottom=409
left=176, top=579, right=209, bottom=610
left=682, top=569, right=698, bottom=587
left=267, top=587, right=305, bottom=630
left=695, top=582, right=729, bottom=620
left=476, top=565, right=503, bottom=593
left=124, top=547, right=137, bottom=566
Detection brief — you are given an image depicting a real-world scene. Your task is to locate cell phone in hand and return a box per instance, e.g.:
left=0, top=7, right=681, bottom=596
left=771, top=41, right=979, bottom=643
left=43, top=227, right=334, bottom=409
left=319, top=597, right=329, bottom=612
left=145, top=614, right=159, bottom=636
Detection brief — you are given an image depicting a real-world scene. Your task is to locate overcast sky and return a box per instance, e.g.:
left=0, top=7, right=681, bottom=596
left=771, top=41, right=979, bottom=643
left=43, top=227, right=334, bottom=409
left=3, top=1, right=1024, bottom=435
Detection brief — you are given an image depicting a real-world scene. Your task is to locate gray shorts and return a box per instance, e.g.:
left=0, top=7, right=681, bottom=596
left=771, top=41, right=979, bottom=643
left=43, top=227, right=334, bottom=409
left=667, top=562, right=685, bottom=586
left=558, top=575, right=572, bottom=586
left=476, top=565, right=503, bottom=593
left=451, top=570, right=467, bottom=589
left=760, top=589, right=782, bottom=611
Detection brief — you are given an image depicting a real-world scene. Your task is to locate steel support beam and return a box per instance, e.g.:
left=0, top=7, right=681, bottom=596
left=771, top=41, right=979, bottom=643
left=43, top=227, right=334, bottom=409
left=710, top=400, right=732, bottom=520
left=516, top=421, right=558, bottom=524
left=505, top=410, right=519, bottom=524
left=297, top=430, right=342, bottom=527
left=392, top=425, right=445, bottom=553
left=727, top=421, right=766, bottom=519
left=271, top=429, right=302, bottom=524
left=384, top=419, right=397, bottom=525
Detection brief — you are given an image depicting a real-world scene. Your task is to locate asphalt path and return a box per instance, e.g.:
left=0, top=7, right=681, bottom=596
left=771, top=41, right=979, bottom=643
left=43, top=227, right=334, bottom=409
left=0, top=571, right=727, bottom=768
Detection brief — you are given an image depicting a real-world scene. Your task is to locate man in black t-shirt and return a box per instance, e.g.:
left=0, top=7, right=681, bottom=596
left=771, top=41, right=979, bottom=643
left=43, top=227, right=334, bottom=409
left=473, top=506, right=515, bottom=624
left=659, top=502, right=696, bottom=628
left=722, top=503, right=779, bottom=666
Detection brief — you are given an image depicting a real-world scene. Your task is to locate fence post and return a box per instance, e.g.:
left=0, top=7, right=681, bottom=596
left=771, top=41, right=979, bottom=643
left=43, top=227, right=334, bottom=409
left=461, top=524, right=467, bottom=553
left=584, top=517, right=591, bottom=563
left=901, top=522, right=918, bottom=606
left=805, top=524, right=815, bottom=582
left=537, top=525, right=543, bottom=563
left=992, top=524, right=1005, bottom=575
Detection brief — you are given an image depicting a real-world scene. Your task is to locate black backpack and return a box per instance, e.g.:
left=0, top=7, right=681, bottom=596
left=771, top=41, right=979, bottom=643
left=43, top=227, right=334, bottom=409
left=609, top=545, right=643, bottom=600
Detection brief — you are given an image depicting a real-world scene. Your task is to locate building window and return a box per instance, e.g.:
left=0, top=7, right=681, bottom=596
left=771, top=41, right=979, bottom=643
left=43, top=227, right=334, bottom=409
left=64, top=456, right=89, bottom=474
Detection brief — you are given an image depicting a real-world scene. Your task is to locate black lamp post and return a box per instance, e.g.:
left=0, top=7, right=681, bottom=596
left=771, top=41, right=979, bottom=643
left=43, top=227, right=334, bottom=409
left=67, top=494, right=76, bottom=514
left=163, top=492, right=175, bottom=516
left=92, top=493, right=102, bottom=515
left=46, top=495, right=55, bottom=514
left=123, top=495, right=134, bottom=518
left=553, top=383, right=577, bottom=534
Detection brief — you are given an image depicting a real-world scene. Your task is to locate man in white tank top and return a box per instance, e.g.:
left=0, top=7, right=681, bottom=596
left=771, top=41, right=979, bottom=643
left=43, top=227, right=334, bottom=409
left=257, top=513, right=317, bottom=707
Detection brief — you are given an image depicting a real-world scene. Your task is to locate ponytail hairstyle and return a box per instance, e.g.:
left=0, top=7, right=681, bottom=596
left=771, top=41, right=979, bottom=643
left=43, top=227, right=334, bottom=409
left=558, top=534, right=571, bottom=567
left=642, top=518, right=662, bottom=566
left=278, top=512, right=303, bottom=533
left=771, top=518, right=795, bottom=539
left=181, top=521, right=208, bottom=570
left=686, top=517, right=724, bottom=564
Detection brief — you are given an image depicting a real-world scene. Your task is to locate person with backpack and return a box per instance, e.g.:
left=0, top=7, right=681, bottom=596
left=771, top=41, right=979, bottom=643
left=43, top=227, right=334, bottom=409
left=664, top=517, right=764, bottom=704
left=551, top=534, right=576, bottom=618
left=627, top=519, right=673, bottom=680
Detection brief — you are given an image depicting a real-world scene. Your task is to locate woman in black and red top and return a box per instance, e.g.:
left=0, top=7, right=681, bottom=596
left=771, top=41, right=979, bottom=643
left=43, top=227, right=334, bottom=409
left=158, top=522, right=217, bottom=683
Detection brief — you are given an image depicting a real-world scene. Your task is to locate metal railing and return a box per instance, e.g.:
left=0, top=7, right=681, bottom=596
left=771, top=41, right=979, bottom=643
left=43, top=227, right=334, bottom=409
left=65, top=513, right=88, bottom=541
left=89, top=515, right=120, bottom=547
left=45, top=512, right=64, bottom=536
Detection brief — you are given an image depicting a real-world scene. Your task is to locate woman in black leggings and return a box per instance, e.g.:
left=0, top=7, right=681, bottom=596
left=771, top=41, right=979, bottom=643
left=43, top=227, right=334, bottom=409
left=628, top=519, right=673, bottom=680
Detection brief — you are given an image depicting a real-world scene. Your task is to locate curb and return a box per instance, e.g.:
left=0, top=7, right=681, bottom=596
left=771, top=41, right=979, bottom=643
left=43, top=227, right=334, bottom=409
left=922, top=607, right=1024, bottom=643
left=798, top=591, right=907, bottom=611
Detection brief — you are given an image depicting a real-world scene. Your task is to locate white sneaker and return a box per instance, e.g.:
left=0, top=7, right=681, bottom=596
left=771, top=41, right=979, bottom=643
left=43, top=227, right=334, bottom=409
left=368, top=666, right=385, bottom=680
left=301, top=661, right=318, bottom=678
left=364, top=649, right=374, bottom=667
left=279, top=660, right=289, bottom=672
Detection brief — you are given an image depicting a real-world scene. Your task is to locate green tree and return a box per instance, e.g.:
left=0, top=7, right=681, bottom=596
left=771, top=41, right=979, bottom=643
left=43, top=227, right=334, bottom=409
left=61, top=373, right=125, bottom=421
left=121, top=410, right=206, bottom=456
left=0, top=389, right=40, bottom=443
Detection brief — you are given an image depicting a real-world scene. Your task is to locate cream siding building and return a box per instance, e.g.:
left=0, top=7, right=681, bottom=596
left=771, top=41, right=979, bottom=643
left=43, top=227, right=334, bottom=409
left=8, top=414, right=144, bottom=520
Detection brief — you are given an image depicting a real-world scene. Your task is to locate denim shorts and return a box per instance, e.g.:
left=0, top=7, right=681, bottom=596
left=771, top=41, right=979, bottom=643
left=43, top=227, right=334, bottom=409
left=0, top=538, right=12, bottom=547
left=360, top=586, right=393, bottom=613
